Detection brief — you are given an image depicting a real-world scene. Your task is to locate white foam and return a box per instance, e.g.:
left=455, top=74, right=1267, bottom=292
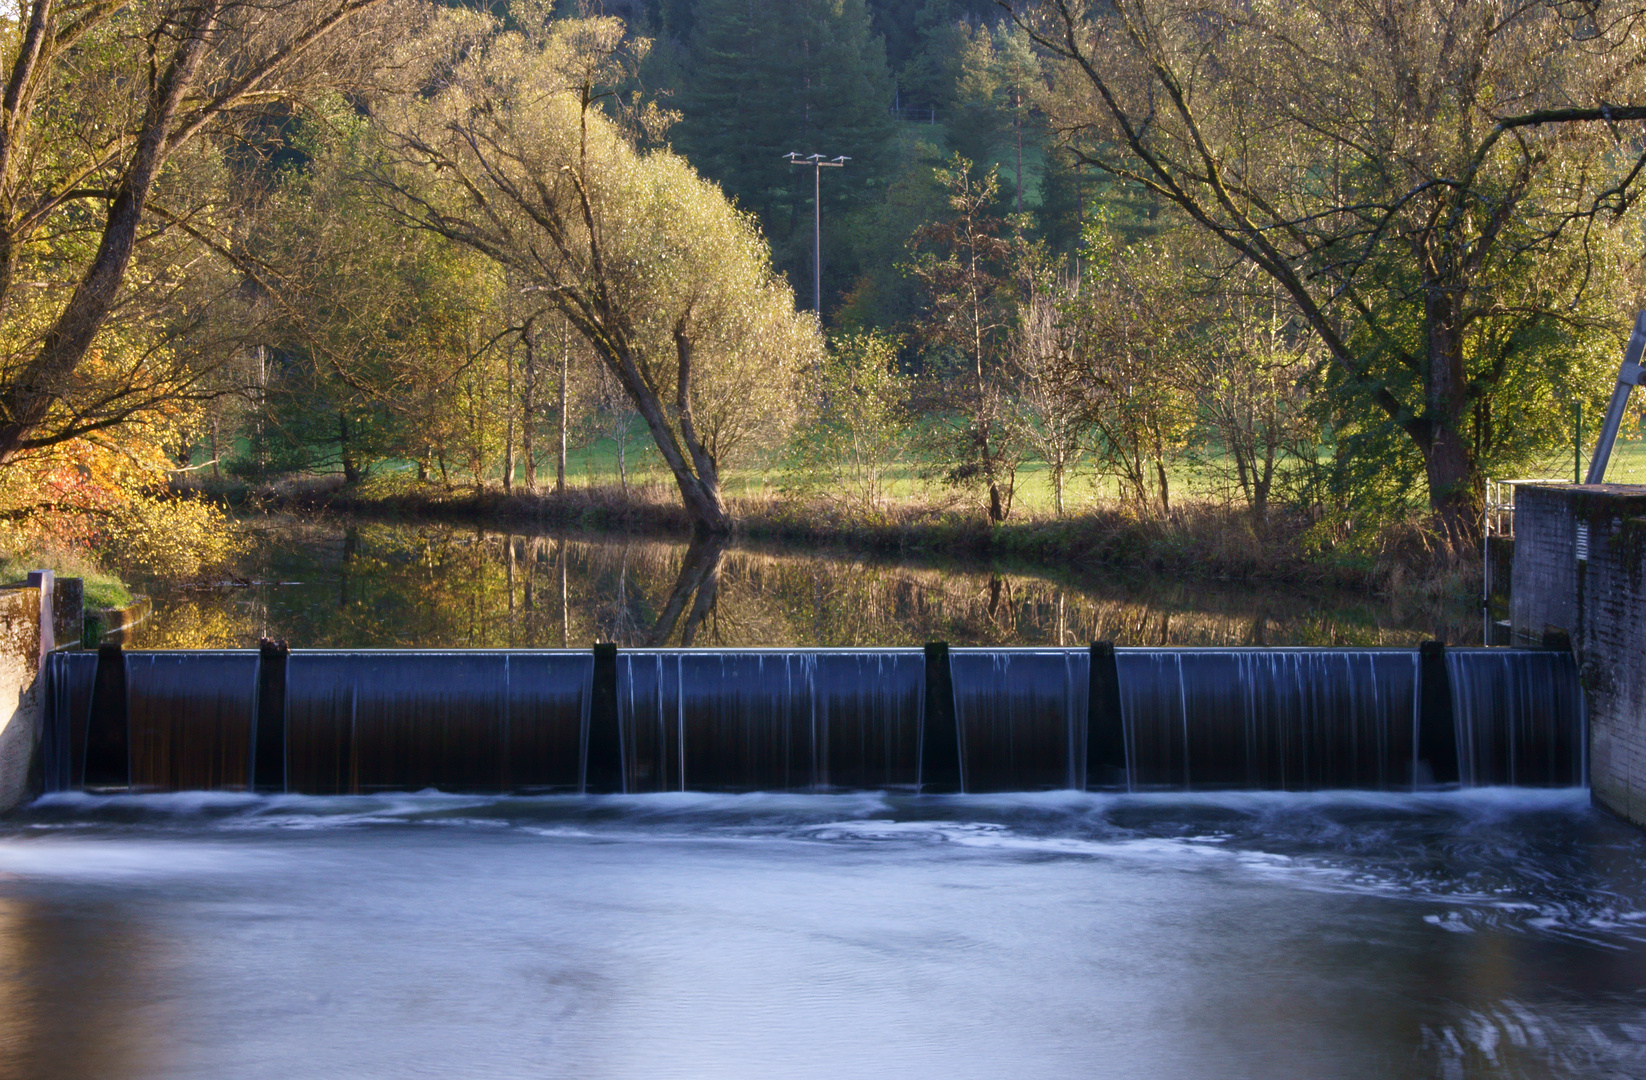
left=31, top=790, right=266, bottom=813
left=0, top=838, right=274, bottom=881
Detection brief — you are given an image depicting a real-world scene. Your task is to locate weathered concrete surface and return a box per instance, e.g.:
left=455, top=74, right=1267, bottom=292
left=1512, top=483, right=1646, bottom=827
left=88, top=595, right=150, bottom=646
left=0, top=585, right=42, bottom=812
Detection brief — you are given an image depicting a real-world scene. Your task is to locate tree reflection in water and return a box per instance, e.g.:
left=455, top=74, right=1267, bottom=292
left=124, top=519, right=1477, bottom=649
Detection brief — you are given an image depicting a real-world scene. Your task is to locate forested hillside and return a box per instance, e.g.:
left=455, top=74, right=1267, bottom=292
left=3, top=0, right=1645, bottom=580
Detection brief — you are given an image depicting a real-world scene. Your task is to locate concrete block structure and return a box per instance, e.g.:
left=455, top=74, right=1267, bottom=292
left=0, top=583, right=45, bottom=812
left=1512, top=483, right=1646, bottom=826
left=0, top=572, right=82, bottom=812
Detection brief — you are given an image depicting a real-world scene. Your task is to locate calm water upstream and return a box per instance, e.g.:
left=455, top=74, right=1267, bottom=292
left=2, top=790, right=1644, bottom=1079
left=123, top=518, right=1479, bottom=649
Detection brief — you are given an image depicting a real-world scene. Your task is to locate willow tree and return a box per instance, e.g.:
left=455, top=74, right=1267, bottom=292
left=380, top=13, right=819, bottom=533
left=1010, top=0, right=1646, bottom=542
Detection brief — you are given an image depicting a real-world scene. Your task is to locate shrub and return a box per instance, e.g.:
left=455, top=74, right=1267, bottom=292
left=98, top=494, right=236, bottom=581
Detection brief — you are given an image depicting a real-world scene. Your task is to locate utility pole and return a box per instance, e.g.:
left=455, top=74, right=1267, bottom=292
left=784, top=152, right=848, bottom=316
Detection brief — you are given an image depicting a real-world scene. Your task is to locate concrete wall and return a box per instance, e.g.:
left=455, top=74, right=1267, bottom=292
left=1509, top=485, right=1581, bottom=641
left=52, top=576, right=82, bottom=649
left=1511, top=484, right=1646, bottom=827
left=0, top=585, right=42, bottom=813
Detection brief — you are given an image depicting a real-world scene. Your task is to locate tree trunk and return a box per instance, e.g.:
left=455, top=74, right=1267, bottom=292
left=1423, top=286, right=1478, bottom=547
left=667, top=322, right=731, bottom=533
left=1254, top=438, right=1276, bottom=526
left=503, top=342, right=516, bottom=493
left=1424, top=429, right=1476, bottom=548
left=521, top=318, right=537, bottom=493
left=339, top=412, right=359, bottom=484
left=0, top=0, right=219, bottom=463
left=557, top=319, right=568, bottom=495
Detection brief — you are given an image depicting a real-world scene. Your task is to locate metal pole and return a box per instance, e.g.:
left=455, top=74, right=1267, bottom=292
left=784, top=152, right=848, bottom=318
left=814, top=161, right=821, bottom=315
left=1584, top=310, right=1646, bottom=485
left=1482, top=481, right=1490, bottom=646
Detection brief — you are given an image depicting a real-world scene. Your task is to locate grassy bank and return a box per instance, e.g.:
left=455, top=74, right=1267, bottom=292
left=180, top=469, right=1480, bottom=605
left=0, top=548, right=133, bottom=609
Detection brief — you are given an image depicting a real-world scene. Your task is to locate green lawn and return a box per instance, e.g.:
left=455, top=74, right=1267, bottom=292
left=1514, top=434, right=1646, bottom=486
left=486, top=428, right=1250, bottom=518
left=295, top=423, right=1646, bottom=520
left=0, top=554, right=132, bottom=609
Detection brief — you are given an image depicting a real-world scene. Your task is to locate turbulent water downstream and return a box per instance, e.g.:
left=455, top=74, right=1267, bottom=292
left=3, top=790, right=1644, bottom=1079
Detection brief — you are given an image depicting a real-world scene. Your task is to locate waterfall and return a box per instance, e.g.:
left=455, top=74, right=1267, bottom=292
left=40, top=645, right=1585, bottom=795
left=41, top=651, right=97, bottom=793
left=1448, top=649, right=1586, bottom=787
left=950, top=649, right=1088, bottom=792
left=1114, top=650, right=1421, bottom=791
left=615, top=650, right=924, bottom=793
left=283, top=651, right=592, bottom=794
left=129, top=652, right=258, bottom=791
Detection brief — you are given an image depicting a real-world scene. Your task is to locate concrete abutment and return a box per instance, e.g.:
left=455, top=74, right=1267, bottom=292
left=0, top=574, right=83, bottom=812
left=1512, top=484, right=1646, bottom=827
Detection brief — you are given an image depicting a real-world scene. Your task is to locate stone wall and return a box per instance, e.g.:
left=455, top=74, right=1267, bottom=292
left=0, top=585, right=42, bottom=812
left=1511, top=484, right=1646, bottom=827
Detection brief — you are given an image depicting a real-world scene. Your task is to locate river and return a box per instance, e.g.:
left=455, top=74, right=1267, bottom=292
left=2, top=789, right=1642, bottom=1079
left=121, top=518, right=1480, bottom=649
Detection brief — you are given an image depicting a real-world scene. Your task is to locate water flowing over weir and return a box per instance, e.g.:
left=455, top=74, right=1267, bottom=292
left=39, top=645, right=1585, bottom=796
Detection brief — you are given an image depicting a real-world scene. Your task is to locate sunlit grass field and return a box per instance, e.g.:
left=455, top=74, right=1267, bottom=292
left=298, top=425, right=1646, bottom=522
left=355, top=427, right=1242, bottom=519
left=477, top=429, right=1646, bottom=510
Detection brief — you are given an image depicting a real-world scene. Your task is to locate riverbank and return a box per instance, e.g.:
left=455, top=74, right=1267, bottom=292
left=177, top=472, right=1479, bottom=598
left=0, top=550, right=132, bottom=611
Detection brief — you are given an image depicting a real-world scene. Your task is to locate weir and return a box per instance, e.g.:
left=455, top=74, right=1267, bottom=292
left=40, top=644, right=1584, bottom=796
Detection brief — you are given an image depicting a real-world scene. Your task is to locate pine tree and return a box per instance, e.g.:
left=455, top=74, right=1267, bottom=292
left=675, top=0, right=895, bottom=315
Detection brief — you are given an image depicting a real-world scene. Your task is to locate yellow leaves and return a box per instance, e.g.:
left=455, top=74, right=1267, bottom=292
left=0, top=428, right=238, bottom=585
left=0, top=437, right=168, bottom=519
left=99, top=492, right=234, bottom=582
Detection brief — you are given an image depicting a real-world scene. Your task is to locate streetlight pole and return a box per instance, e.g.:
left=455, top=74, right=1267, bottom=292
left=784, top=152, right=848, bottom=316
